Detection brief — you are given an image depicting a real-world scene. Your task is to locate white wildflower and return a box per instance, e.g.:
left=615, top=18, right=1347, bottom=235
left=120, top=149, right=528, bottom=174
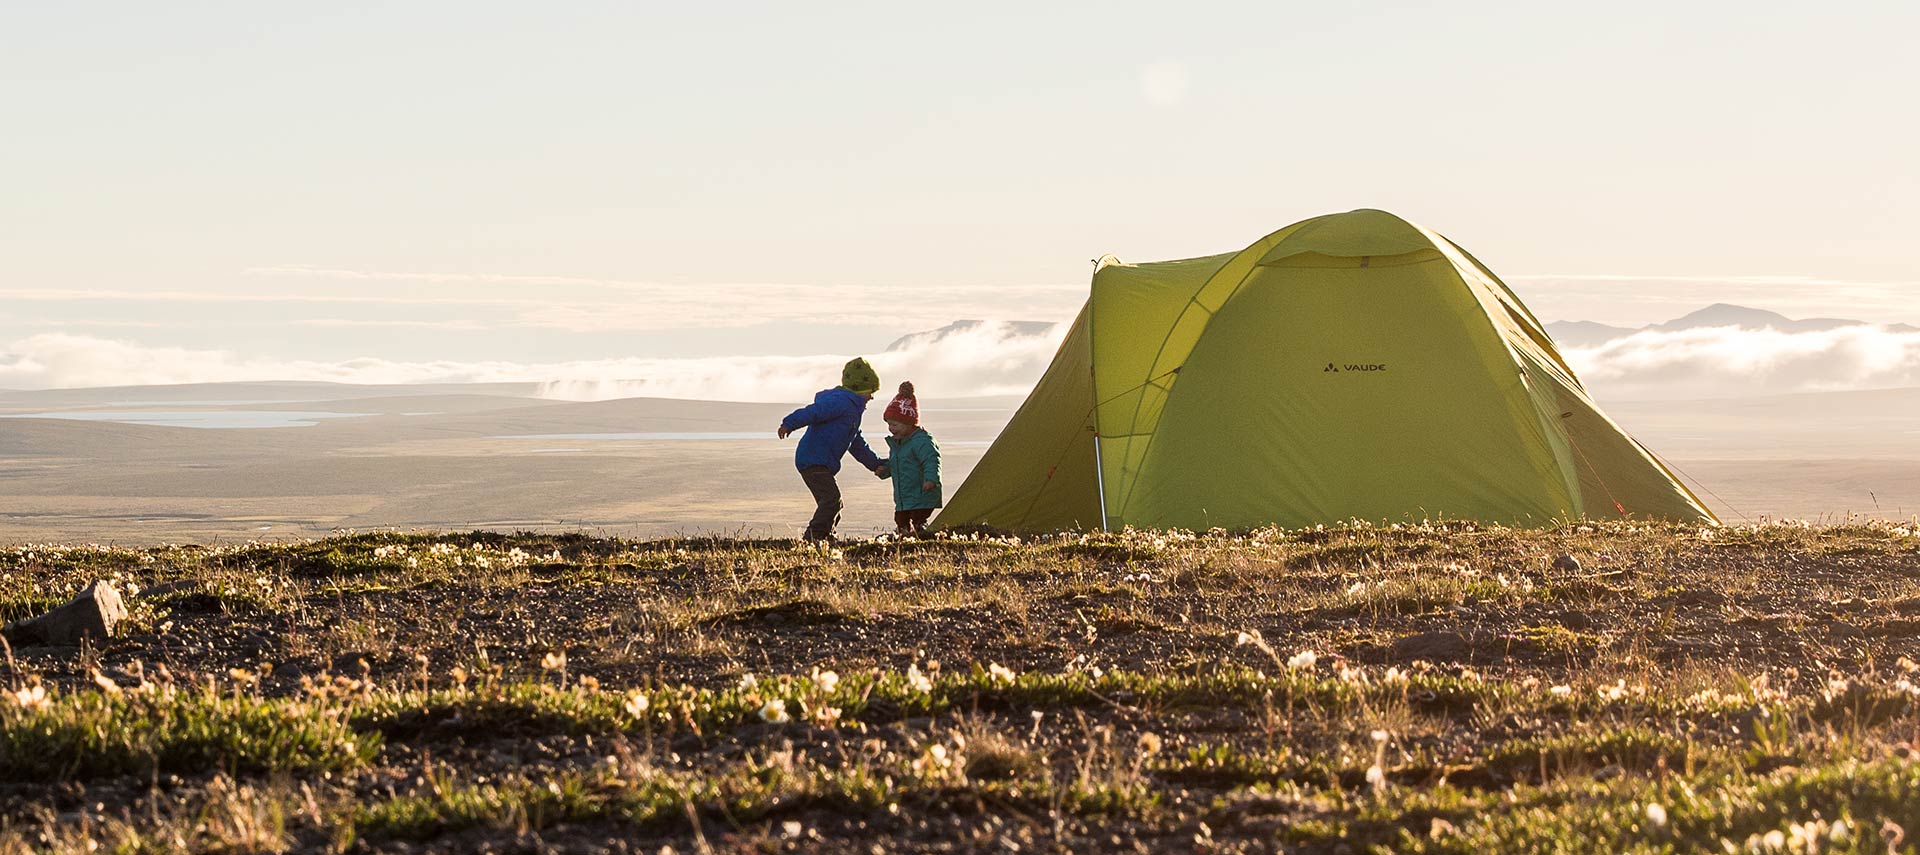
left=1287, top=650, right=1317, bottom=670
left=811, top=669, right=840, bottom=693
left=9, top=685, right=48, bottom=710
left=1644, top=802, right=1667, bottom=827
left=926, top=744, right=951, bottom=768
left=758, top=699, right=791, bottom=724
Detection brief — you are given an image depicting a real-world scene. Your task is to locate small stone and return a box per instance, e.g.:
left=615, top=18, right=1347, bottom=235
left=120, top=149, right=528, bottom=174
left=1551, top=554, right=1581, bottom=573
left=2, top=580, right=127, bottom=647
left=135, top=580, right=199, bottom=600
left=1392, top=630, right=1473, bottom=663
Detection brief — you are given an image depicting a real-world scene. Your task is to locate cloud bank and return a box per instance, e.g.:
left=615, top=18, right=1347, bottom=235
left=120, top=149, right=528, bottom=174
left=1562, top=324, right=1920, bottom=400
left=6, top=321, right=1917, bottom=404
left=0, top=322, right=1069, bottom=403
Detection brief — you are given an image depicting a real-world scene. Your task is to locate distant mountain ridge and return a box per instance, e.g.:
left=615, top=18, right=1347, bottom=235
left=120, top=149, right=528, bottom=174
left=1546, top=303, right=1917, bottom=348
left=885, top=320, right=1058, bottom=352
left=889, top=305, right=1915, bottom=354
left=888, top=306, right=1915, bottom=354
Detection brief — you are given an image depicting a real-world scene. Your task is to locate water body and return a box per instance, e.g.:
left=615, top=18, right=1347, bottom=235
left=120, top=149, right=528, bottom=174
left=102, top=399, right=299, bottom=407
left=495, top=432, right=995, bottom=448
left=0, top=411, right=372, bottom=429
left=500, top=432, right=771, bottom=441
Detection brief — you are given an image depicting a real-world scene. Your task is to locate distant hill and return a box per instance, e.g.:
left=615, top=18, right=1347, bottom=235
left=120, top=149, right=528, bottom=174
left=885, top=320, right=1058, bottom=352
left=886, top=306, right=1916, bottom=356
left=1541, top=320, right=1639, bottom=348
left=0, top=380, right=543, bottom=408
left=1546, top=303, right=1916, bottom=347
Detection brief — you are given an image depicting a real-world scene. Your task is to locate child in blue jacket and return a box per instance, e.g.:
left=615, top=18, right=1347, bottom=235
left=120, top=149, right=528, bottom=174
left=777, top=358, right=884, bottom=542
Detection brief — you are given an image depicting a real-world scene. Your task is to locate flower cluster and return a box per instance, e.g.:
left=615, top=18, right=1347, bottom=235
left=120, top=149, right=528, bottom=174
left=368, top=541, right=561, bottom=570
left=733, top=668, right=848, bottom=728
left=1732, top=817, right=1852, bottom=853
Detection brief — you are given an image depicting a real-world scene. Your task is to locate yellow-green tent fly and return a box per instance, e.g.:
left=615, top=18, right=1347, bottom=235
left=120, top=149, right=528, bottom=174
left=937, top=209, right=1715, bottom=532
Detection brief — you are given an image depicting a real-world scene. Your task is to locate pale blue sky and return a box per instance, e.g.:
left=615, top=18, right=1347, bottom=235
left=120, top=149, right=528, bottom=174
left=2, top=1, right=1915, bottom=371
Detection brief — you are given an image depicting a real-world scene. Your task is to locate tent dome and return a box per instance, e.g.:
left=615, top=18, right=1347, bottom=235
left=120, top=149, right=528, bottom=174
left=937, top=210, right=1715, bottom=532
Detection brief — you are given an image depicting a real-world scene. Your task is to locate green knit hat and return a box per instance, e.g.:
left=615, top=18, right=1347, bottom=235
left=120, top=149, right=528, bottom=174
left=840, top=357, right=880, bottom=395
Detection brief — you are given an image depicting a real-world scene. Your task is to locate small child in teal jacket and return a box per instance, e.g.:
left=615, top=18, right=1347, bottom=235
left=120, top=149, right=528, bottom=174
left=877, top=382, right=942, bottom=535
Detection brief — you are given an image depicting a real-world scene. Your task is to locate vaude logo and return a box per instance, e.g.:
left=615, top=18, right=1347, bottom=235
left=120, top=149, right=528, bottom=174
left=1324, top=362, right=1388, bottom=372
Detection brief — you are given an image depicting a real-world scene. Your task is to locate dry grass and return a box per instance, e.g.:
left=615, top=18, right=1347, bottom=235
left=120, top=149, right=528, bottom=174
left=1, top=519, right=1918, bottom=852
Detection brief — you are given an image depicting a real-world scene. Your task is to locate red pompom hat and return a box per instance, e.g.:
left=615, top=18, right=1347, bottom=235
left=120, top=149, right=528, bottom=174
left=882, top=381, right=919, bottom=425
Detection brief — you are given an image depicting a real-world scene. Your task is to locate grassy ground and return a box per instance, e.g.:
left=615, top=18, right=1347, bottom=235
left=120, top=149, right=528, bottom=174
left=3, top=520, right=1920, bottom=853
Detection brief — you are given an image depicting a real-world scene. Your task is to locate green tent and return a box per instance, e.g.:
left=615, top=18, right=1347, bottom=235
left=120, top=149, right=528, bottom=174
left=937, top=209, right=1716, bottom=532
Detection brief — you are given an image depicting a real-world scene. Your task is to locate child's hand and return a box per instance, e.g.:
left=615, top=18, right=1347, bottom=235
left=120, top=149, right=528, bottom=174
left=776, top=426, right=791, bottom=439
left=922, top=481, right=936, bottom=492
left=875, top=464, right=891, bottom=479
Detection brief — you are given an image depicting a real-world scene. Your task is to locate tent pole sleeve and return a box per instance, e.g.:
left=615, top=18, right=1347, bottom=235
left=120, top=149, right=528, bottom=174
left=1092, top=432, right=1110, bottom=532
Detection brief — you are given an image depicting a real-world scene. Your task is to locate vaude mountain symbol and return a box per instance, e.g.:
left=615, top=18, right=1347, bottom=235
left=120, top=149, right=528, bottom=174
left=1324, top=362, right=1338, bottom=372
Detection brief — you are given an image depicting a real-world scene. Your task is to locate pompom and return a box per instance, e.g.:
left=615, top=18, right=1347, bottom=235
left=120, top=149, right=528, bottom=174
left=899, top=381, right=915, bottom=396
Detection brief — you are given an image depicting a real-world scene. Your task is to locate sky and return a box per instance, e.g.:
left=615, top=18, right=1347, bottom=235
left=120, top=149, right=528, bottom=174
left=2, top=1, right=1917, bottom=392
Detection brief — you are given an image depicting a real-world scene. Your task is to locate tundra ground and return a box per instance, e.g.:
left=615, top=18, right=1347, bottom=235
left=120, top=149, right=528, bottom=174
left=4, top=521, right=1920, bottom=853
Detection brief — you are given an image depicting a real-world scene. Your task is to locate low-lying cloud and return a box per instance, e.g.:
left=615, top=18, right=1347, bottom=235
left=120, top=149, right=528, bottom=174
left=0, top=322, right=1069, bottom=403
left=7, top=321, right=1917, bottom=404
left=1563, top=324, right=1920, bottom=400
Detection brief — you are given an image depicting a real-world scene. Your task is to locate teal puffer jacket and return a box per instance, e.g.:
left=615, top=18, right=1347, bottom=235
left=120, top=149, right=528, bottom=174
left=881, top=429, right=943, bottom=511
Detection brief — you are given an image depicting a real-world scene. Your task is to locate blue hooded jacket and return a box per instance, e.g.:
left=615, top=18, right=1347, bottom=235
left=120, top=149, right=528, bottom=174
left=780, top=387, right=882, bottom=475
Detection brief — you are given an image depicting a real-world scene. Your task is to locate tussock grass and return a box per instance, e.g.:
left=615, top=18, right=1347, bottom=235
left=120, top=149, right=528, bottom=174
left=4, top=520, right=1920, bottom=852
left=0, top=684, right=375, bottom=782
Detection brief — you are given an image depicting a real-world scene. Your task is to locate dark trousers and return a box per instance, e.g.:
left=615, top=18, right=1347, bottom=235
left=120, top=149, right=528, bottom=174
left=894, top=508, right=933, bottom=535
left=799, top=466, right=842, bottom=541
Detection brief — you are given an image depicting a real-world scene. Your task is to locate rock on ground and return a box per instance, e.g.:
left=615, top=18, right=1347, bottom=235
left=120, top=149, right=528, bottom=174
left=1392, top=630, right=1475, bottom=663
left=3, top=580, right=127, bottom=647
